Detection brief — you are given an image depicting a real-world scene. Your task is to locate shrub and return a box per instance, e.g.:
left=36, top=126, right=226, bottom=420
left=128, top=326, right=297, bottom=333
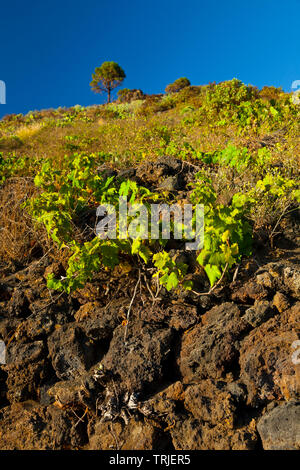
left=259, top=86, right=285, bottom=103
left=135, top=94, right=164, bottom=116
left=117, top=88, right=145, bottom=103
left=174, top=85, right=203, bottom=104
left=234, top=173, right=300, bottom=236
left=205, top=78, right=257, bottom=110
left=165, top=77, right=191, bottom=94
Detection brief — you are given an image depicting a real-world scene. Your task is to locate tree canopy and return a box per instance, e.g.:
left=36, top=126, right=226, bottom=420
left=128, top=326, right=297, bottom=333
left=90, top=61, right=126, bottom=103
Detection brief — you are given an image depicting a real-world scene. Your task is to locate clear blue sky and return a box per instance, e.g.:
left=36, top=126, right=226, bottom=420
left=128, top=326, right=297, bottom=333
left=0, top=0, right=299, bottom=117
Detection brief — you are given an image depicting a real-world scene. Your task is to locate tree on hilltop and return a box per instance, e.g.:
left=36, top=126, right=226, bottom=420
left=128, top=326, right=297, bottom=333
left=90, top=61, right=126, bottom=103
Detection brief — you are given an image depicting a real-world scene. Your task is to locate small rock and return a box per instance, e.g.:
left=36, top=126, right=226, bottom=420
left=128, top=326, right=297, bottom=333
left=47, top=379, right=83, bottom=406
left=75, top=300, right=120, bottom=341
left=47, top=323, right=97, bottom=380
left=157, top=381, right=184, bottom=401
left=156, top=156, right=182, bottom=173
left=283, top=266, right=300, bottom=298
left=231, top=281, right=268, bottom=303
left=273, top=292, right=290, bottom=313
left=117, top=168, right=136, bottom=180
left=88, top=418, right=170, bottom=450
left=102, top=321, right=174, bottom=391
left=157, top=176, right=180, bottom=191
left=179, top=303, right=250, bottom=382
left=14, top=308, right=67, bottom=342
left=6, top=340, right=44, bottom=366
left=4, top=341, right=48, bottom=402
left=0, top=402, right=86, bottom=449
left=135, top=157, right=183, bottom=188
left=43, top=262, right=65, bottom=281
left=184, top=381, right=235, bottom=425
left=239, top=311, right=300, bottom=405
left=256, top=272, right=274, bottom=289
left=257, top=401, right=300, bottom=449
left=140, top=302, right=199, bottom=331
left=227, top=382, right=247, bottom=403
left=96, top=165, right=117, bottom=179
left=7, top=289, right=30, bottom=318
left=244, top=300, right=273, bottom=327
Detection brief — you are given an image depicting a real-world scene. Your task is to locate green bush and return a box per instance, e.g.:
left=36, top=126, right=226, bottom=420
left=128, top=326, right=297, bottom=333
left=165, top=77, right=191, bottom=94
left=117, top=88, right=145, bottom=103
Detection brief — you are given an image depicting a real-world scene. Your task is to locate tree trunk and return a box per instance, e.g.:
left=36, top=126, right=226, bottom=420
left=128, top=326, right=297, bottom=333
left=107, top=88, right=111, bottom=103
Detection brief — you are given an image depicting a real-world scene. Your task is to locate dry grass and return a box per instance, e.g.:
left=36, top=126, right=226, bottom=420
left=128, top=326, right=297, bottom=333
left=0, top=178, right=47, bottom=265
left=13, top=122, right=43, bottom=141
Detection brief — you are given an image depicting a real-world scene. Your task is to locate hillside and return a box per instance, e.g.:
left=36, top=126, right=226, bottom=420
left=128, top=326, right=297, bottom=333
left=0, top=79, right=299, bottom=450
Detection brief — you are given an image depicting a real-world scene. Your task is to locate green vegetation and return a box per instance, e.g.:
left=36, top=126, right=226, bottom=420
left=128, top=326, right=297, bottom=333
left=0, top=78, right=299, bottom=294
left=165, top=77, right=191, bottom=94
left=117, top=88, right=145, bottom=103
left=190, top=172, right=252, bottom=286
left=90, top=61, right=126, bottom=103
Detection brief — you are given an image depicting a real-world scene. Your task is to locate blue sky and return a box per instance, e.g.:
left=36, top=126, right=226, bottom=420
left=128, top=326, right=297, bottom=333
left=0, top=0, right=299, bottom=117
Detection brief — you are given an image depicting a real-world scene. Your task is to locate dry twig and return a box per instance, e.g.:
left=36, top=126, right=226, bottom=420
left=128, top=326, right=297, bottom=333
left=124, top=269, right=141, bottom=343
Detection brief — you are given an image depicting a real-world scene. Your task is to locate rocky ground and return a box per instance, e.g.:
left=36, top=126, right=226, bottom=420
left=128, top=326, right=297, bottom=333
left=0, top=157, right=299, bottom=450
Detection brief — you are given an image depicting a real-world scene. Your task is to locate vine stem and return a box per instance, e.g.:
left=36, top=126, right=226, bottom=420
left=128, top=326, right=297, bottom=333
left=124, top=269, right=141, bottom=343
left=191, top=262, right=229, bottom=296
left=269, top=203, right=295, bottom=248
